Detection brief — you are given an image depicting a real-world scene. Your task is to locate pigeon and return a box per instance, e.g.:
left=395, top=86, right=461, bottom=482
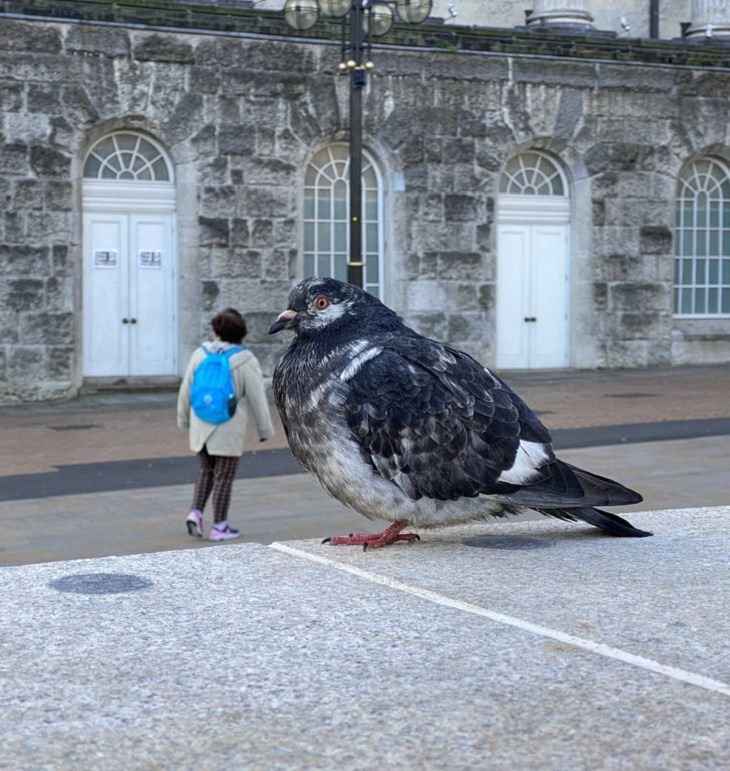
left=268, top=277, right=650, bottom=549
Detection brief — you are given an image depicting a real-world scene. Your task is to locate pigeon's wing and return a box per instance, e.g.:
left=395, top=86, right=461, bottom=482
left=343, top=338, right=556, bottom=501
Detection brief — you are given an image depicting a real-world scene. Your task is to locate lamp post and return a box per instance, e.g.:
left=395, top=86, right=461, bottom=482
left=283, top=0, right=433, bottom=287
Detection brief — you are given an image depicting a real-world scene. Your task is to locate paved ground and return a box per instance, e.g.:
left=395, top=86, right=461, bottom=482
left=1, top=508, right=728, bottom=770
left=1, top=364, right=728, bottom=566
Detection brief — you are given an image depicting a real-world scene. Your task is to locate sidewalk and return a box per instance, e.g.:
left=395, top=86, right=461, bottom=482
left=0, top=364, right=728, bottom=566
left=1, top=364, right=729, bottom=477
left=1, top=508, right=728, bottom=769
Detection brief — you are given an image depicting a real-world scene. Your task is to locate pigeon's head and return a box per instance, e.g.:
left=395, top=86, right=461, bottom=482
left=268, top=277, right=395, bottom=338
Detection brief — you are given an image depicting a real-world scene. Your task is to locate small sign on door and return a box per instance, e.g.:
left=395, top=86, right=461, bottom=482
left=139, top=250, right=162, bottom=268
left=139, top=252, right=162, bottom=268
left=93, top=250, right=117, bottom=268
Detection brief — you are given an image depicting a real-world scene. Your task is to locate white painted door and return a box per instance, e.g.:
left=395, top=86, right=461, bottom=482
left=83, top=212, right=175, bottom=377
left=496, top=223, right=569, bottom=369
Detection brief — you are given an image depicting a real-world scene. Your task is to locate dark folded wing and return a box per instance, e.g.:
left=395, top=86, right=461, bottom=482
left=343, top=338, right=554, bottom=501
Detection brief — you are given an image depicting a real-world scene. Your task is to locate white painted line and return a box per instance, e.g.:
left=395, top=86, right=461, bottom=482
left=269, top=542, right=730, bottom=698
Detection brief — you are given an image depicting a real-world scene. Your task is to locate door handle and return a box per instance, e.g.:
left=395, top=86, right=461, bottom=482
left=122, top=318, right=129, bottom=324
left=130, top=318, right=138, bottom=324
left=524, top=316, right=537, bottom=322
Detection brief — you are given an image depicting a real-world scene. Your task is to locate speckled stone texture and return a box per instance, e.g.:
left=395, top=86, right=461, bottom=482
left=1, top=508, right=728, bottom=769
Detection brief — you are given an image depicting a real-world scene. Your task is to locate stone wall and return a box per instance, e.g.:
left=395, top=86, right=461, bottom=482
left=1, top=14, right=730, bottom=400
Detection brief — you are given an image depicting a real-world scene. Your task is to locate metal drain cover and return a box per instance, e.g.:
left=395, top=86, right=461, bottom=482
left=49, top=572, right=153, bottom=595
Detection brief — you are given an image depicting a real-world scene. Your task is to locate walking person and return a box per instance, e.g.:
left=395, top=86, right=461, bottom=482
left=177, top=308, right=274, bottom=541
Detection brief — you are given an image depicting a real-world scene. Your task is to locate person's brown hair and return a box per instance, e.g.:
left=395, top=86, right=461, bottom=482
left=211, top=308, right=247, bottom=344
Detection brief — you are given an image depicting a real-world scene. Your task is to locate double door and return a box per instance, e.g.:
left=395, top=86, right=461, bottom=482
left=83, top=212, right=176, bottom=377
left=496, top=222, right=569, bottom=369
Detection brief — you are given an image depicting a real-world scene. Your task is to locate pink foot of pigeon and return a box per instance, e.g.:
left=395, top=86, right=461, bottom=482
left=322, top=520, right=420, bottom=551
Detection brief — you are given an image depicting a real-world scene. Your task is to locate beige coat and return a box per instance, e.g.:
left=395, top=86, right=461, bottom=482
left=177, top=341, right=275, bottom=456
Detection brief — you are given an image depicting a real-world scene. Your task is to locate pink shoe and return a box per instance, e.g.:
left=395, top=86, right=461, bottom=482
left=208, top=524, right=240, bottom=542
left=186, top=509, right=203, bottom=538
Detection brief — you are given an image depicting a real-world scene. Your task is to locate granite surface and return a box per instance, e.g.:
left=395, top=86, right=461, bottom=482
left=1, top=508, right=728, bottom=769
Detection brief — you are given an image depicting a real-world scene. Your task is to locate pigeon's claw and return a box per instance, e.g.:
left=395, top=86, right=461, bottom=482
left=322, top=521, right=419, bottom=550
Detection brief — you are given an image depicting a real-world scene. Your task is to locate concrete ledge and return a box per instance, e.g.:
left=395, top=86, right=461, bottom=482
left=1, top=507, right=729, bottom=768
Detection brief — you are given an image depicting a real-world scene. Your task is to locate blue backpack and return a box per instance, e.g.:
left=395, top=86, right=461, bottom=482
left=190, top=346, right=243, bottom=424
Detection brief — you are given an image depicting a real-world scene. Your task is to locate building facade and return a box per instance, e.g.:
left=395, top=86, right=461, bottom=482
left=1, top=1, right=730, bottom=401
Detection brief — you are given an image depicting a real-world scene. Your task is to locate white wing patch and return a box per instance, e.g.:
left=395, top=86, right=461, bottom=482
left=497, top=440, right=550, bottom=485
left=340, top=346, right=383, bottom=382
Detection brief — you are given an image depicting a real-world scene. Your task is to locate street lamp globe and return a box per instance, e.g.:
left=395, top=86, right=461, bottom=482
left=365, top=3, right=394, bottom=36
left=395, top=0, right=432, bottom=24
left=283, top=0, right=319, bottom=30
left=318, top=0, right=350, bottom=16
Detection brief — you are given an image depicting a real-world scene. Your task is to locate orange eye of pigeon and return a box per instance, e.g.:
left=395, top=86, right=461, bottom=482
left=314, top=296, right=330, bottom=310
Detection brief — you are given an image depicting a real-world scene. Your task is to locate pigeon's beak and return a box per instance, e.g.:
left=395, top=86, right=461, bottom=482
left=268, top=309, right=298, bottom=335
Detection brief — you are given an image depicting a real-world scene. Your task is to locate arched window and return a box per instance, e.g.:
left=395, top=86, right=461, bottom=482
left=674, top=157, right=730, bottom=316
left=83, top=132, right=173, bottom=182
left=499, top=151, right=566, bottom=196
left=303, top=144, right=382, bottom=298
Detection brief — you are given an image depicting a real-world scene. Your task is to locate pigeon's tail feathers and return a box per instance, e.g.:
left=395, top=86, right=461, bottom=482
left=540, top=506, right=653, bottom=538
left=566, top=463, right=643, bottom=506
left=496, top=460, right=643, bottom=509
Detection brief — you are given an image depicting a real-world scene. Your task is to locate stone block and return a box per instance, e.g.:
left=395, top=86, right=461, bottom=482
left=231, top=219, right=251, bottom=247
left=444, top=194, right=478, bottom=222
left=0, top=144, right=29, bottom=175
left=198, top=217, right=229, bottom=247
left=0, top=82, right=23, bottom=110
left=0, top=311, right=18, bottom=345
left=441, top=138, right=475, bottom=164
left=189, top=66, right=220, bottom=94
left=50, top=117, right=75, bottom=149
left=249, top=219, right=274, bottom=248
left=639, top=225, right=672, bottom=255
left=597, top=64, right=675, bottom=93
left=478, top=283, right=495, bottom=311
left=609, top=282, right=669, bottom=313
left=406, top=312, right=448, bottom=340
left=26, top=211, right=72, bottom=241
left=44, top=277, right=74, bottom=312
left=592, top=199, right=606, bottom=227
left=47, top=346, right=74, bottom=380
left=6, top=345, right=45, bottom=382
left=44, top=181, right=74, bottom=212
left=0, top=21, right=61, bottom=53
left=201, top=280, right=220, bottom=311
left=65, top=25, right=130, bottom=57
left=132, top=34, right=194, bottom=63
left=243, top=187, right=291, bottom=218
left=51, top=244, right=71, bottom=276
left=273, top=219, right=296, bottom=248
left=218, top=124, right=254, bottom=156
left=209, top=248, right=262, bottom=279
left=605, top=339, right=650, bottom=368
left=246, top=158, right=298, bottom=187
left=264, top=248, right=292, bottom=281
left=443, top=282, right=480, bottom=311
left=513, top=58, right=596, bottom=88
left=60, top=85, right=99, bottom=126
left=13, top=180, right=44, bottom=210
left=0, top=246, right=49, bottom=277
left=3, top=212, right=24, bottom=242
left=553, top=89, right=583, bottom=140
left=191, top=124, right=217, bottom=156
left=30, top=146, right=71, bottom=177
left=163, top=92, right=205, bottom=144
left=614, top=311, right=669, bottom=340
left=200, top=186, right=237, bottom=218
left=20, top=312, right=73, bottom=345
left=584, top=143, right=648, bottom=175
left=447, top=312, right=487, bottom=343
left=434, top=252, right=483, bottom=280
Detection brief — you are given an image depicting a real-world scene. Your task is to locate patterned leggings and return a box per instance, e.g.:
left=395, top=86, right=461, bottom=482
left=191, top=446, right=240, bottom=523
